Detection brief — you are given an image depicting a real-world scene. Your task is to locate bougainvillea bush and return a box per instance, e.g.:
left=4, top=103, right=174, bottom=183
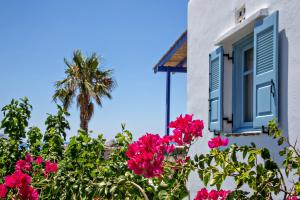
left=0, top=154, right=57, bottom=199
left=126, top=114, right=300, bottom=199
left=0, top=98, right=300, bottom=199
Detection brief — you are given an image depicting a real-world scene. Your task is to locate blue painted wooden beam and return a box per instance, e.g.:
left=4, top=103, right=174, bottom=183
left=165, top=71, right=171, bottom=136
left=155, top=66, right=187, bottom=73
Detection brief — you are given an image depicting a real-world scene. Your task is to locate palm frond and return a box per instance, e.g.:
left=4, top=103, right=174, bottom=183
left=64, top=58, right=73, bottom=69
left=52, top=88, right=75, bottom=110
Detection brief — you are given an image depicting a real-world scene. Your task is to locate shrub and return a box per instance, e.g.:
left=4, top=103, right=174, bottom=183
left=0, top=97, right=32, bottom=176
left=1, top=98, right=300, bottom=199
left=42, top=105, right=70, bottom=161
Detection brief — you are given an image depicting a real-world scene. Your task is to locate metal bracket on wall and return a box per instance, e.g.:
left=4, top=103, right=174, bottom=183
left=223, top=114, right=233, bottom=129
left=223, top=53, right=233, bottom=60
left=271, top=79, right=275, bottom=97
left=223, top=117, right=233, bottom=124
left=262, top=125, right=269, bottom=134
left=213, top=130, right=220, bottom=136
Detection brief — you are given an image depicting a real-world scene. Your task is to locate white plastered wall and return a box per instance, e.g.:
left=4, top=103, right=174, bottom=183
left=187, top=0, right=300, bottom=198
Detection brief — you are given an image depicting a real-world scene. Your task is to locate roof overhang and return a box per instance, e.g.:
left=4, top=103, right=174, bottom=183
left=214, top=8, right=268, bottom=46
left=154, top=31, right=187, bottom=73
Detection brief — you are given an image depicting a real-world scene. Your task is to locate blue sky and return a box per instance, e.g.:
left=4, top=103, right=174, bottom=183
left=0, top=0, right=187, bottom=140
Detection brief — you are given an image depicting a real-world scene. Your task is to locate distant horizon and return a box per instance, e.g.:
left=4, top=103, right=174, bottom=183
left=0, top=1, right=188, bottom=140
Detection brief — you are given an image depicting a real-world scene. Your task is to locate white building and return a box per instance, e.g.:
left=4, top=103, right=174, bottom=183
left=154, top=0, right=300, bottom=198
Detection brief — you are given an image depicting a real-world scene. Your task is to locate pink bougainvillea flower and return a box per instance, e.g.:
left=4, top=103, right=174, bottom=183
left=208, top=190, right=219, bottom=199
left=194, top=188, right=231, bottom=200
left=218, top=189, right=231, bottom=199
left=169, top=114, right=204, bottom=146
left=5, top=170, right=31, bottom=189
left=161, top=135, right=172, bottom=143
left=208, top=136, right=229, bottom=149
left=126, top=115, right=204, bottom=178
left=0, top=184, right=7, bottom=198
left=15, top=170, right=31, bottom=188
left=4, top=174, right=18, bottom=188
left=45, top=161, right=58, bottom=174
left=29, top=187, right=39, bottom=200
left=25, top=154, right=33, bottom=163
left=16, top=160, right=31, bottom=171
left=19, top=186, right=39, bottom=200
left=34, top=156, right=43, bottom=165
left=126, top=133, right=172, bottom=178
left=18, top=172, right=32, bottom=188
left=194, top=188, right=208, bottom=200
left=166, top=144, right=175, bottom=154
left=287, top=196, right=298, bottom=200
left=4, top=170, right=39, bottom=200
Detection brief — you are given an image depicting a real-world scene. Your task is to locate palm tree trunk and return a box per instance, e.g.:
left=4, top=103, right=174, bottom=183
left=80, top=95, right=89, bottom=132
left=80, top=116, right=88, bottom=132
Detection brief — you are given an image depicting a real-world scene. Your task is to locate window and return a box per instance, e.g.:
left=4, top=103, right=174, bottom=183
left=233, top=34, right=254, bottom=131
left=232, top=11, right=278, bottom=132
left=209, top=11, right=279, bottom=133
left=243, top=48, right=253, bottom=123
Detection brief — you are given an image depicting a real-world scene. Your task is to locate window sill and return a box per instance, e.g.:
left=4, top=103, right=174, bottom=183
left=224, top=130, right=262, bottom=137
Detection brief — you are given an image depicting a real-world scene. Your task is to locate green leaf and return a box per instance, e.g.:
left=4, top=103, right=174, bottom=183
left=261, top=148, right=270, bottom=159
left=198, top=160, right=205, bottom=169
left=204, top=173, right=211, bottom=186
left=210, top=177, right=217, bottom=186
left=231, top=149, right=237, bottom=162
left=198, top=170, right=204, bottom=181
left=159, top=181, right=169, bottom=188
left=194, top=155, right=198, bottom=162
left=110, top=185, right=117, bottom=194
left=277, top=137, right=285, bottom=145
left=158, top=190, right=168, bottom=199
left=250, top=142, right=256, bottom=148
left=265, top=160, right=278, bottom=170
left=206, top=156, right=213, bottom=166
left=248, top=154, right=255, bottom=165
left=243, top=147, right=248, bottom=159
left=98, top=182, right=106, bottom=187
left=274, top=130, right=281, bottom=138
left=236, top=178, right=244, bottom=189
left=294, top=182, right=300, bottom=193
left=279, top=148, right=286, bottom=156
left=210, top=173, right=222, bottom=187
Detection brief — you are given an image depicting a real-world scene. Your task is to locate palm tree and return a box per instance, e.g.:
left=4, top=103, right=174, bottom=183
left=53, top=50, right=116, bottom=132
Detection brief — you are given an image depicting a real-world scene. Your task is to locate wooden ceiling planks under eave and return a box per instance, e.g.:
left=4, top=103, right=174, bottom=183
left=164, top=41, right=187, bottom=67
left=154, top=31, right=187, bottom=69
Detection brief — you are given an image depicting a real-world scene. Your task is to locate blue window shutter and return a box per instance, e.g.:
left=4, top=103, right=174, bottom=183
left=253, top=11, right=279, bottom=128
left=209, top=47, right=224, bottom=132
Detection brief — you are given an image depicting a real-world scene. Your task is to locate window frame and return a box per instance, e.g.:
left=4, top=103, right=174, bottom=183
left=241, top=44, right=253, bottom=127
left=232, top=33, right=260, bottom=132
